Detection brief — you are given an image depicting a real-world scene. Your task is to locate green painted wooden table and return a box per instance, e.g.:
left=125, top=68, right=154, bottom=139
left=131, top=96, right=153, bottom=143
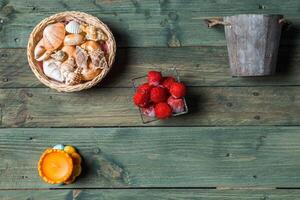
left=1, top=0, right=300, bottom=199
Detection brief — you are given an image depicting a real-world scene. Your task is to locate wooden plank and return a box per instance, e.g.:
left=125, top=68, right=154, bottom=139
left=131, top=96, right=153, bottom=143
left=0, top=0, right=299, bottom=48
left=0, top=87, right=300, bottom=127
left=1, top=189, right=300, bottom=199
left=1, top=127, right=300, bottom=188
left=1, top=46, right=300, bottom=88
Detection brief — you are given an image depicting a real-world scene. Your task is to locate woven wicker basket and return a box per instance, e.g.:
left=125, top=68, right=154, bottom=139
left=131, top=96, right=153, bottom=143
left=27, top=11, right=116, bottom=92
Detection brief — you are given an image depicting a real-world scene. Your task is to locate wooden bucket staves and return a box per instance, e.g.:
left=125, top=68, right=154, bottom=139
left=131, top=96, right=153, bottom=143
left=206, top=14, right=287, bottom=76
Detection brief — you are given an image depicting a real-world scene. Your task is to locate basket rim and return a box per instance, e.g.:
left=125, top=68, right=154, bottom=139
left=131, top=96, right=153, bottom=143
left=27, top=11, right=116, bottom=92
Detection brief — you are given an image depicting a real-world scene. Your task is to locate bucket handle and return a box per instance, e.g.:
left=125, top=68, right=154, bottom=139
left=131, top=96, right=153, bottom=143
left=204, top=17, right=230, bottom=28
left=279, top=18, right=292, bottom=30
left=205, top=17, right=291, bottom=30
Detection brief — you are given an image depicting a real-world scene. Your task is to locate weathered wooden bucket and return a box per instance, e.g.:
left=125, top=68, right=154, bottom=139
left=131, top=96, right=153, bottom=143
left=206, top=14, right=285, bottom=76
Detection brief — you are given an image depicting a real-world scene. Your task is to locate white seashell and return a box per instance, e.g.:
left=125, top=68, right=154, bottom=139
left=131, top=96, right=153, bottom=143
left=65, top=21, right=82, bottom=34
left=43, top=59, right=64, bottom=82
left=53, top=144, right=65, bottom=150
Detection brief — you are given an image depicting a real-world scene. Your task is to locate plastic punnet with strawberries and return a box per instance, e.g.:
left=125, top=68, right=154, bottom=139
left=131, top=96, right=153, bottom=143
left=132, top=68, right=188, bottom=123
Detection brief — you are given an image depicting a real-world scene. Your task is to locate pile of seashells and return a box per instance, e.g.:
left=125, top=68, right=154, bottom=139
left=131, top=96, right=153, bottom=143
left=34, top=20, right=108, bottom=85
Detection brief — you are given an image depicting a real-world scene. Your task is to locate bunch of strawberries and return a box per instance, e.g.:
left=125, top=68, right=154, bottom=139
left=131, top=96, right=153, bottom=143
left=133, top=71, right=187, bottom=119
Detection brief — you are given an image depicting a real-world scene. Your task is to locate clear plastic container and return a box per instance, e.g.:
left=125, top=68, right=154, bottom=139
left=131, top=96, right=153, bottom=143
left=132, top=67, right=188, bottom=124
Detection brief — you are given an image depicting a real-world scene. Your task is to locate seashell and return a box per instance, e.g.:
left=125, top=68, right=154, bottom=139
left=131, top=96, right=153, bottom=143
left=34, top=38, right=52, bottom=61
left=43, top=59, right=64, bottom=82
left=61, top=45, right=76, bottom=58
left=50, top=50, right=66, bottom=62
left=95, top=29, right=108, bottom=41
left=34, top=39, right=46, bottom=59
left=64, top=34, right=85, bottom=46
left=88, top=49, right=107, bottom=69
left=36, top=51, right=52, bottom=62
left=53, top=144, right=65, bottom=150
left=43, top=23, right=65, bottom=51
left=82, top=25, right=107, bottom=41
left=64, top=146, right=76, bottom=154
left=60, top=57, right=76, bottom=79
left=65, top=68, right=82, bottom=85
left=75, top=46, right=89, bottom=69
left=81, top=41, right=101, bottom=52
left=81, top=61, right=102, bottom=81
left=65, top=21, right=82, bottom=34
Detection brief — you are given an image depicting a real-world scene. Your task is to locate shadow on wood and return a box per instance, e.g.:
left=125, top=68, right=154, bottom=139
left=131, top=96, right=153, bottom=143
left=100, top=26, right=130, bottom=87
left=277, top=23, right=299, bottom=74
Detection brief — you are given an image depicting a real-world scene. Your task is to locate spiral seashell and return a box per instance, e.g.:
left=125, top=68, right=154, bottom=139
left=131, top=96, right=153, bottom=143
left=80, top=61, right=102, bottom=81
left=61, top=45, right=76, bottom=58
left=88, top=49, right=107, bottom=69
left=81, top=41, right=101, bottom=52
left=34, top=38, right=52, bottom=61
left=50, top=50, right=66, bottom=62
left=43, top=59, right=64, bottom=82
left=60, top=57, right=76, bottom=79
left=43, top=23, right=65, bottom=51
left=95, top=29, right=108, bottom=41
left=82, top=25, right=107, bottom=41
left=64, top=34, right=85, bottom=46
left=75, top=46, right=89, bottom=69
left=65, top=21, right=82, bottom=34
left=65, top=68, right=82, bottom=85
left=34, top=39, right=46, bottom=59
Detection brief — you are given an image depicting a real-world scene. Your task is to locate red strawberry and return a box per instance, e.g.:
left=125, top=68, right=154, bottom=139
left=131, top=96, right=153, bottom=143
left=154, top=102, right=172, bottom=119
left=148, top=71, right=163, bottom=86
left=170, top=82, right=186, bottom=98
left=150, top=87, right=168, bottom=103
left=133, top=92, right=149, bottom=108
left=162, top=76, right=176, bottom=90
left=141, top=105, right=155, bottom=117
left=137, top=83, right=152, bottom=94
left=167, top=96, right=185, bottom=113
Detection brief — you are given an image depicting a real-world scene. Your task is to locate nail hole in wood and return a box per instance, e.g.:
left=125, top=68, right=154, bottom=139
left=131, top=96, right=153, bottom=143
left=258, top=4, right=266, bottom=9
left=254, top=115, right=261, bottom=120
left=225, top=153, right=232, bottom=157
left=226, top=102, right=233, bottom=107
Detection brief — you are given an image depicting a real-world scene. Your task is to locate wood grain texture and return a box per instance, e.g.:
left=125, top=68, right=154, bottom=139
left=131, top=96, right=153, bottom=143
left=224, top=14, right=282, bottom=76
left=0, top=0, right=299, bottom=48
left=0, top=87, right=300, bottom=127
left=1, top=127, right=300, bottom=188
left=1, top=46, right=300, bottom=88
left=1, top=189, right=300, bottom=200
left=0, top=87, right=294, bottom=127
